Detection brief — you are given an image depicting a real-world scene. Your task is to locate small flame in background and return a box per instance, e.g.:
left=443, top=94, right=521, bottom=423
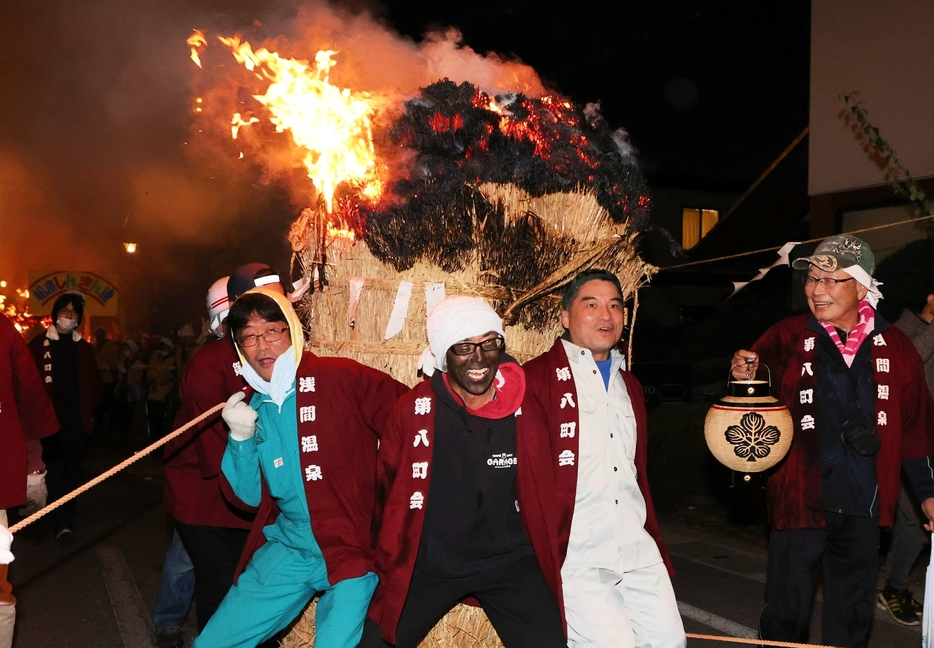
left=214, top=35, right=381, bottom=217
left=188, top=29, right=207, bottom=68
left=0, top=286, right=47, bottom=334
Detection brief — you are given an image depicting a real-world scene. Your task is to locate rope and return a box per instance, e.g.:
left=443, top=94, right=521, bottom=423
left=661, top=213, right=934, bottom=271
left=0, top=401, right=855, bottom=648
left=9, top=402, right=226, bottom=535
left=686, top=633, right=842, bottom=647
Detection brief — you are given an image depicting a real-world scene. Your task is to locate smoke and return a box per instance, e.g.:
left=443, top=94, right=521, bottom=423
left=0, top=0, right=548, bottom=331
left=188, top=2, right=549, bottom=212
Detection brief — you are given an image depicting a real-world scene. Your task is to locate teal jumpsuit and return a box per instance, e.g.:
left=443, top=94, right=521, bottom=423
left=192, top=389, right=378, bottom=648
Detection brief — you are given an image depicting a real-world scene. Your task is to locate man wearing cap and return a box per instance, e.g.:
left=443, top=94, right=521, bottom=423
left=732, top=235, right=934, bottom=647
left=361, top=296, right=567, bottom=648
left=519, top=269, right=683, bottom=648
left=194, top=288, right=406, bottom=648
left=157, top=276, right=251, bottom=647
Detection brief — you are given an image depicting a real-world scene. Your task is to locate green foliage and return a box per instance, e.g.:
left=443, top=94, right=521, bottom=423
left=841, top=91, right=934, bottom=230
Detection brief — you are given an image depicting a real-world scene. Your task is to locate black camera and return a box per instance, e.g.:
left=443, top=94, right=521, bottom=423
left=840, top=414, right=881, bottom=457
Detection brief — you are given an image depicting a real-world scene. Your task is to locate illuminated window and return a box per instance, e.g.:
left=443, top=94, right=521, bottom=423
left=682, top=208, right=719, bottom=249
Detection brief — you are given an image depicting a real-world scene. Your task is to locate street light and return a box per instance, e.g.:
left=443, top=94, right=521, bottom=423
left=124, top=242, right=138, bottom=254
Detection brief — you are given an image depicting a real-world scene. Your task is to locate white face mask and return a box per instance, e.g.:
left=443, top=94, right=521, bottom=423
left=56, top=317, right=78, bottom=333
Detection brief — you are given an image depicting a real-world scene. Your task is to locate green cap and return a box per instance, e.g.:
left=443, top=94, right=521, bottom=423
left=791, top=235, right=875, bottom=275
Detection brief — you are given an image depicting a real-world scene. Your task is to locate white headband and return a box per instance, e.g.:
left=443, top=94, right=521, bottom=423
left=418, top=296, right=505, bottom=376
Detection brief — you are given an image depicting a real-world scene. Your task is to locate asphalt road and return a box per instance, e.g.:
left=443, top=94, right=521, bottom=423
left=5, top=425, right=927, bottom=648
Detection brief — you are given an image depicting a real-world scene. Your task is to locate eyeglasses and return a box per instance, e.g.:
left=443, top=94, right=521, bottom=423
left=449, top=336, right=505, bottom=356
left=802, top=276, right=855, bottom=289
left=237, top=326, right=289, bottom=348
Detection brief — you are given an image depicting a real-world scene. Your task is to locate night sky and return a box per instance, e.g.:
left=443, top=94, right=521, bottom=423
left=0, top=0, right=810, bottom=331
left=381, top=0, right=811, bottom=185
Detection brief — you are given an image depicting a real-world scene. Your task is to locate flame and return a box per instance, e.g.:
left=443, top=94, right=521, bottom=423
left=231, top=112, right=259, bottom=139
left=0, top=285, right=44, bottom=334
left=217, top=35, right=381, bottom=213
left=327, top=223, right=355, bottom=239
left=188, top=29, right=207, bottom=68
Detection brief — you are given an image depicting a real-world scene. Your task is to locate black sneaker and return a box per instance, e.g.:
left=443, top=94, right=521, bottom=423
left=155, top=626, right=184, bottom=648
left=907, top=591, right=923, bottom=616
left=878, top=586, right=920, bottom=626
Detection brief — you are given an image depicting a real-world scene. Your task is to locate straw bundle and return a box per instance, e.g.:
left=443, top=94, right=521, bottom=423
left=292, top=183, right=656, bottom=386
left=280, top=599, right=503, bottom=648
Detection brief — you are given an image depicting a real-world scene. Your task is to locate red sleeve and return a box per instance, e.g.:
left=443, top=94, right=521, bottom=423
left=894, top=332, right=934, bottom=460
left=355, top=364, right=409, bottom=439
left=14, top=327, right=59, bottom=440
left=178, top=355, right=233, bottom=480
left=372, top=393, right=410, bottom=543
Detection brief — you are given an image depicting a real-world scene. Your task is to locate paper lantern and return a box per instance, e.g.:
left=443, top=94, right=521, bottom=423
left=705, top=368, right=793, bottom=478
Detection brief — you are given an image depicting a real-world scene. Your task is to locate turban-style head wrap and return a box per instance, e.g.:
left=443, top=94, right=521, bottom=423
left=419, top=296, right=505, bottom=376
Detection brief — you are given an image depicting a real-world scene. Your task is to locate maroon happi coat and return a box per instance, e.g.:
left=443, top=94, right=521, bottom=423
left=0, top=315, right=59, bottom=509
left=28, top=327, right=99, bottom=434
left=368, top=373, right=563, bottom=644
left=518, top=339, right=673, bottom=582
left=163, top=337, right=253, bottom=528
left=752, top=314, right=934, bottom=530
left=233, top=351, right=407, bottom=586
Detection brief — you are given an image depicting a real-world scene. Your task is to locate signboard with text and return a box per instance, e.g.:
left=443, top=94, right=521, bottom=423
left=28, top=270, right=119, bottom=316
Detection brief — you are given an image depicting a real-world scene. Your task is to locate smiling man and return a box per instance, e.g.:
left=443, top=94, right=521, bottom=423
left=519, top=269, right=683, bottom=648
left=192, top=288, right=407, bottom=648
left=732, top=235, right=934, bottom=648
left=361, top=296, right=567, bottom=648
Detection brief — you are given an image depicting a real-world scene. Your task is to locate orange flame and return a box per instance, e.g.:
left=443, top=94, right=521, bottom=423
left=1, top=285, right=43, bottom=334
left=231, top=112, right=259, bottom=139
left=188, top=29, right=207, bottom=68
left=217, top=35, right=381, bottom=213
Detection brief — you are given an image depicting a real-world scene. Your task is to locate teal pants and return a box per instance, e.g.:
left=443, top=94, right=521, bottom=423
left=192, top=539, right=377, bottom=648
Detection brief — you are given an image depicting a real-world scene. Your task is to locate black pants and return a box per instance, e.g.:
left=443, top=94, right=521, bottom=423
left=359, top=553, right=566, bottom=648
left=175, top=522, right=250, bottom=632
left=761, top=512, right=880, bottom=648
left=42, top=424, right=87, bottom=533
left=147, top=399, right=167, bottom=440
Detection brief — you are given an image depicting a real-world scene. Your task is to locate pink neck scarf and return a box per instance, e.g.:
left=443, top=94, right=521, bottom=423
left=819, top=300, right=875, bottom=367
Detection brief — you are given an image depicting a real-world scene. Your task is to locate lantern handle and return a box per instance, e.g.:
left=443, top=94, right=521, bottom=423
left=726, top=362, right=772, bottom=387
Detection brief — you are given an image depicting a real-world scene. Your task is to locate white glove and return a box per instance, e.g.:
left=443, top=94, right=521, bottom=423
left=21, top=471, right=48, bottom=515
left=222, top=391, right=258, bottom=441
left=0, top=526, right=13, bottom=565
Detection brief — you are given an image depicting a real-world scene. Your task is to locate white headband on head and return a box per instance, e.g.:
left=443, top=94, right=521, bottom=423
left=841, top=265, right=884, bottom=308
left=418, top=296, right=505, bottom=376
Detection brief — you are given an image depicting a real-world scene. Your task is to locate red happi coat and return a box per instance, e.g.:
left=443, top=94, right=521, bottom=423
left=752, top=314, right=934, bottom=530
left=0, top=315, right=59, bottom=509
left=233, top=352, right=407, bottom=586
left=163, top=337, right=253, bottom=528
left=518, top=339, right=673, bottom=583
left=369, top=373, right=568, bottom=643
